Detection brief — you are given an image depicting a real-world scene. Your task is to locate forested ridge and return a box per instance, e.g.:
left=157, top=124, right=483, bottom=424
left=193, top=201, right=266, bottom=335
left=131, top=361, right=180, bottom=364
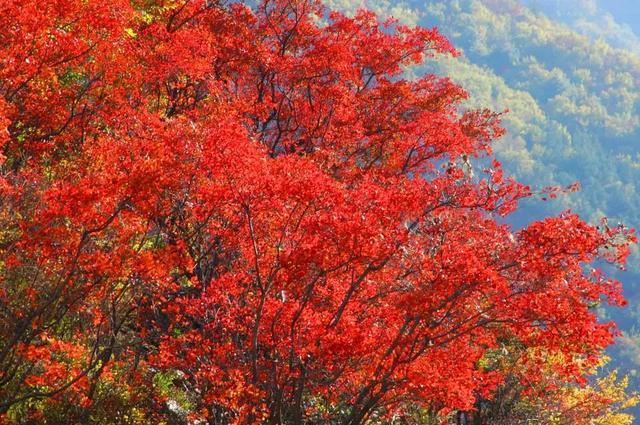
left=329, top=0, right=640, bottom=224
left=1, top=0, right=639, bottom=423
left=442, top=0, right=640, bottom=415
left=329, top=0, right=640, bottom=416
left=421, top=0, right=640, bottom=380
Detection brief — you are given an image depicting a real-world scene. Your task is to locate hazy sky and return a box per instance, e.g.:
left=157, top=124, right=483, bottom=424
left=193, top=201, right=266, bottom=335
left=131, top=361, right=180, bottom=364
left=599, top=0, right=640, bottom=33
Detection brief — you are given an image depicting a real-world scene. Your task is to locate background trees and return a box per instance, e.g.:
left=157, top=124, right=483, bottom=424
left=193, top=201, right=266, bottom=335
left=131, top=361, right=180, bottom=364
left=326, top=0, right=640, bottom=418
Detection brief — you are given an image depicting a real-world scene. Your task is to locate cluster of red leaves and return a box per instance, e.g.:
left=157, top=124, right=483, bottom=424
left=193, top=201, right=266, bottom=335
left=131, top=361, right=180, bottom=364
left=0, top=0, right=635, bottom=423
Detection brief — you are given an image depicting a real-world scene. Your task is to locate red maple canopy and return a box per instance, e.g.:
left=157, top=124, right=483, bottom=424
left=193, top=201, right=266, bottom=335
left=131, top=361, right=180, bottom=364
left=0, top=0, right=634, bottom=423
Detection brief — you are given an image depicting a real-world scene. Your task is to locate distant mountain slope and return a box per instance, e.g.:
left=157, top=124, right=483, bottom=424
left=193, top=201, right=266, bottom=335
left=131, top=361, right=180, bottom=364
left=595, top=0, right=640, bottom=35
left=327, top=0, right=640, bottom=224
left=415, top=0, right=640, bottom=410
left=523, top=0, right=640, bottom=53
left=328, top=0, right=640, bottom=401
left=416, top=0, right=640, bottom=237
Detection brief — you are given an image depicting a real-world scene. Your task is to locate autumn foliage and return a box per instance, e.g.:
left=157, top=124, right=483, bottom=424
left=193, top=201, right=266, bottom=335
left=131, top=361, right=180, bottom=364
left=0, top=0, right=636, bottom=423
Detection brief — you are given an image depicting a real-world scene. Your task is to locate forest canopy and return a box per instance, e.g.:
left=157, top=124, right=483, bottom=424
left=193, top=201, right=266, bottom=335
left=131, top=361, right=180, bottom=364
left=0, top=0, right=638, bottom=423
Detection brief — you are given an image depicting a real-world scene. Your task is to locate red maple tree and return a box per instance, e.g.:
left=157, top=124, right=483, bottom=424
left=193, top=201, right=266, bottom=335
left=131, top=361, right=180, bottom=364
left=0, top=0, right=634, bottom=423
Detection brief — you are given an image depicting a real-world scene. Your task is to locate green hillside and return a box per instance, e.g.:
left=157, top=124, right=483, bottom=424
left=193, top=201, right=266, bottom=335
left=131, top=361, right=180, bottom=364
left=329, top=0, right=640, bottom=395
